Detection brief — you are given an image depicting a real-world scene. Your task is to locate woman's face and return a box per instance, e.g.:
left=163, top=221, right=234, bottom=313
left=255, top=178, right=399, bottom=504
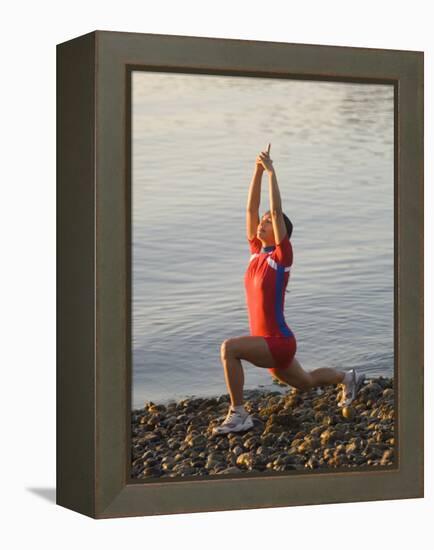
left=257, top=212, right=275, bottom=245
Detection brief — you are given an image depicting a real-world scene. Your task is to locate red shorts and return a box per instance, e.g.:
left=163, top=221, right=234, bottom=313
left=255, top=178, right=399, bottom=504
left=264, top=335, right=297, bottom=371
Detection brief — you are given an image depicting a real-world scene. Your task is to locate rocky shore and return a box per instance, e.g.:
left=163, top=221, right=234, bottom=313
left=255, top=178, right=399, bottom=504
left=131, top=376, right=395, bottom=479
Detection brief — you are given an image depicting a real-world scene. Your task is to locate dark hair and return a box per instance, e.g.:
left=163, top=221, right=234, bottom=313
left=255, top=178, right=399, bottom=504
left=282, top=213, right=293, bottom=239
left=264, top=210, right=293, bottom=239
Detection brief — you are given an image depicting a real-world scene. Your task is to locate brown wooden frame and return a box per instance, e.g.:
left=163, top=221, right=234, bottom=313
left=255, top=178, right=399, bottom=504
left=57, top=30, right=424, bottom=519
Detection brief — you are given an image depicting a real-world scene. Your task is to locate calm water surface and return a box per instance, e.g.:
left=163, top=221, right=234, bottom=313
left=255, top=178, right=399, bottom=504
left=131, top=72, right=394, bottom=409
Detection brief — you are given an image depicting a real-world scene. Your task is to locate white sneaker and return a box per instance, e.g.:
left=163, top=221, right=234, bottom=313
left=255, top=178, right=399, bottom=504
left=338, top=369, right=365, bottom=407
left=212, top=407, right=254, bottom=435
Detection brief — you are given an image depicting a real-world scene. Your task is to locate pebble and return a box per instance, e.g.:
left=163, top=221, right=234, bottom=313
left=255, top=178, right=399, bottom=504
left=342, top=406, right=355, bottom=420
left=236, top=452, right=253, bottom=469
left=216, top=466, right=243, bottom=475
left=131, top=376, right=395, bottom=479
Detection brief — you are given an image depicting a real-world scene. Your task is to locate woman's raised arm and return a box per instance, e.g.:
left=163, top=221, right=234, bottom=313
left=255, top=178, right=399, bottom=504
left=259, top=146, right=287, bottom=245
left=268, top=169, right=287, bottom=245
left=246, top=161, right=263, bottom=240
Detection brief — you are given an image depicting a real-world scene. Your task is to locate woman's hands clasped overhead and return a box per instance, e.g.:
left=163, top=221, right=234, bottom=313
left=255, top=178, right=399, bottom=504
left=255, top=143, right=274, bottom=174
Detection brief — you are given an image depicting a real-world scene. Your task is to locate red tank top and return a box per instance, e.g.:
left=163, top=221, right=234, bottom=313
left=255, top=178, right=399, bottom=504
left=244, top=235, right=293, bottom=337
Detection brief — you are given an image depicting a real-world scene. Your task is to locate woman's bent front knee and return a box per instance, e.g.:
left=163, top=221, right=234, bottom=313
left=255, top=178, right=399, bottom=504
left=220, top=338, right=236, bottom=361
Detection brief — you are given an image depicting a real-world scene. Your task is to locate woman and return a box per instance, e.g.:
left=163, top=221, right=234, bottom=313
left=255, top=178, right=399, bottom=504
left=213, top=144, right=365, bottom=435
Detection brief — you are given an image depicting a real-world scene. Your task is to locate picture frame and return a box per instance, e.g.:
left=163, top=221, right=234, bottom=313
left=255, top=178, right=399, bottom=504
left=56, top=30, right=424, bottom=519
